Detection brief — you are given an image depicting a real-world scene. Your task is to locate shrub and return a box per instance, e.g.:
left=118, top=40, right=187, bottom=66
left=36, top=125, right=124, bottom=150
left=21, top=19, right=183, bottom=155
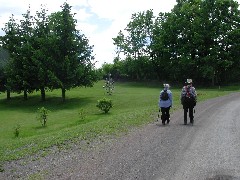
left=14, top=124, right=20, bottom=138
left=36, top=107, right=50, bottom=127
left=78, top=108, right=86, bottom=121
left=96, top=98, right=113, bottom=113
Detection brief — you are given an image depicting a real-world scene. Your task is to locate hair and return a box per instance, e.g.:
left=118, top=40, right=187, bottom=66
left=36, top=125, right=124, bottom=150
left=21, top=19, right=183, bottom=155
left=163, top=83, right=170, bottom=89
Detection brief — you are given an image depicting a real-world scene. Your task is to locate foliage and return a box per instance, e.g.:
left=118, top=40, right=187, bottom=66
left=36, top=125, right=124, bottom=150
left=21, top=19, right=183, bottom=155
left=48, top=3, right=97, bottom=101
left=13, top=124, right=21, bottom=138
left=78, top=108, right=86, bottom=121
left=113, top=10, right=157, bottom=80
left=0, top=2, right=97, bottom=101
left=103, top=73, right=115, bottom=95
left=112, top=0, right=240, bottom=85
left=36, top=107, right=50, bottom=127
left=0, top=47, right=9, bottom=92
left=96, top=97, right=113, bottom=113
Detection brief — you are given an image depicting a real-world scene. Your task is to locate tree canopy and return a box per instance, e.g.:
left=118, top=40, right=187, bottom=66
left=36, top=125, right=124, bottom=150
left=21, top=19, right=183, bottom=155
left=112, top=0, right=240, bottom=85
left=0, top=2, right=97, bottom=101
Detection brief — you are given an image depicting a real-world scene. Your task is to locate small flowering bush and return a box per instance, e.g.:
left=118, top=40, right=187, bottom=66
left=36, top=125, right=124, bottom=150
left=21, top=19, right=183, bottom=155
left=96, top=98, right=113, bottom=113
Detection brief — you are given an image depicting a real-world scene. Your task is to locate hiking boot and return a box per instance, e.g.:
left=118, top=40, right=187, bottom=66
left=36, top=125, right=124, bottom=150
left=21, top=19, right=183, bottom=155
left=190, top=119, right=194, bottom=125
left=184, top=119, right=187, bottom=125
left=167, top=118, right=170, bottom=124
left=162, top=120, right=165, bottom=125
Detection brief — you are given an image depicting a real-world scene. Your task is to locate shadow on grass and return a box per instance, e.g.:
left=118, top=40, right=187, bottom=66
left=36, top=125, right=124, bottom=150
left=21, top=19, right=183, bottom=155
left=117, top=81, right=162, bottom=89
left=0, top=95, right=95, bottom=113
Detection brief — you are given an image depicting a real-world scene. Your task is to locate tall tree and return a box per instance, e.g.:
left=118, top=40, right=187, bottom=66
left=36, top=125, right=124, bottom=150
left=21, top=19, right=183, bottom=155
left=197, top=0, right=240, bottom=85
left=48, top=2, right=96, bottom=101
left=157, top=0, right=240, bottom=84
left=113, top=10, right=155, bottom=80
left=3, top=7, right=37, bottom=100
left=18, top=7, right=37, bottom=100
left=1, top=14, right=22, bottom=99
left=151, top=12, right=173, bottom=81
left=0, top=46, right=9, bottom=94
left=32, top=6, right=59, bottom=101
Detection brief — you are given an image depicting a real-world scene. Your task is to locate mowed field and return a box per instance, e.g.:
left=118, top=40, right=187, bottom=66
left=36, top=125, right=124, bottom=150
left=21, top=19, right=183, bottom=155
left=0, top=81, right=238, bottom=163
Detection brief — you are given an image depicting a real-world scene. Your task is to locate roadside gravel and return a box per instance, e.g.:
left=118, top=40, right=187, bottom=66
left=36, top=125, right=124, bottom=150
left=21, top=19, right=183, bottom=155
left=1, top=92, right=240, bottom=180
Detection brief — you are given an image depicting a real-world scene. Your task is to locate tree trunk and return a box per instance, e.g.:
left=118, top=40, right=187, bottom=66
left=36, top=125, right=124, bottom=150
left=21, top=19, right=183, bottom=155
left=62, top=88, right=66, bottom=102
left=7, top=89, right=10, bottom=100
left=24, top=90, right=27, bottom=100
left=41, top=87, right=46, bottom=101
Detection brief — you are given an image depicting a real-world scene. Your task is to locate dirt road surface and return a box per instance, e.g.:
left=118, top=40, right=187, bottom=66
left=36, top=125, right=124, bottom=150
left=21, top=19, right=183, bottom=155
left=1, top=93, right=240, bottom=180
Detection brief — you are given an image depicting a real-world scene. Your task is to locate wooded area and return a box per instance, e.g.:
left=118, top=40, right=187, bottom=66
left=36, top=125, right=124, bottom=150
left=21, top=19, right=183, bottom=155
left=0, top=3, right=97, bottom=101
left=108, top=0, right=240, bottom=85
left=1, top=0, right=240, bottom=101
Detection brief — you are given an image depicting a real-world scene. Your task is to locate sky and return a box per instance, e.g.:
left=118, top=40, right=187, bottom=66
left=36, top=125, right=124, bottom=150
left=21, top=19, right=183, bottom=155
left=0, top=0, right=178, bottom=68
left=0, top=0, right=239, bottom=68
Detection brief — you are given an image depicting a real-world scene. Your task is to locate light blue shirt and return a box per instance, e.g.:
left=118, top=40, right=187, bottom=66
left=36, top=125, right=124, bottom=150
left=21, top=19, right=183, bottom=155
left=158, top=89, right=173, bottom=108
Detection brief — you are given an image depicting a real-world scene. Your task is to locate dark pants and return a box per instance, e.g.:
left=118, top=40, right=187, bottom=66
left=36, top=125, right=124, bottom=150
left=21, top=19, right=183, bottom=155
left=161, top=107, right=170, bottom=124
left=183, top=105, right=194, bottom=124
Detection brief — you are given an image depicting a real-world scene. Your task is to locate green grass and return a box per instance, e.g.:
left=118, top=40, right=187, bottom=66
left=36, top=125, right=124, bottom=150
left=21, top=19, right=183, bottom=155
left=0, top=81, right=239, bottom=162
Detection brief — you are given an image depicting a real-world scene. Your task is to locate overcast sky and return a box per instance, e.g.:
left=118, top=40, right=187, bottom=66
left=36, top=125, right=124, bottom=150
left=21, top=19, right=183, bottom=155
left=0, top=0, right=239, bottom=68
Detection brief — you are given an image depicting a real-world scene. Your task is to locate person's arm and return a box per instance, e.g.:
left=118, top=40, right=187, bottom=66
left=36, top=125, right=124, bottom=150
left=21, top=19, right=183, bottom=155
left=169, top=91, right=173, bottom=107
left=191, top=87, right=197, bottom=98
left=158, top=91, right=162, bottom=107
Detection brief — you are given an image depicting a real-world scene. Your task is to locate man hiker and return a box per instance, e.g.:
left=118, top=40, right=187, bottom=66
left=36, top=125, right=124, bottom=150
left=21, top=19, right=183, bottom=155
left=158, top=83, right=173, bottom=125
left=180, top=79, right=197, bottom=125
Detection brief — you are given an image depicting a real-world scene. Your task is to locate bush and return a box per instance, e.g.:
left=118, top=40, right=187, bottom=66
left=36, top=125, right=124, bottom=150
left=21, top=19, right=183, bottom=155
left=36, top=107, right=50, bottom=127
left=78, top=108, right=86, bottom=121
left=96, top=98, right=113, bottom=113
left=14, top=124, right=20, bottom=138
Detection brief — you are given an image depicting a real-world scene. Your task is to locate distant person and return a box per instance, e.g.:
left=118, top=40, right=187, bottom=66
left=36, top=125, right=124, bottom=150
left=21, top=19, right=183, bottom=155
left=158, top=84, right=173, bottom=125
left=180, top=79, right=197, bottom=125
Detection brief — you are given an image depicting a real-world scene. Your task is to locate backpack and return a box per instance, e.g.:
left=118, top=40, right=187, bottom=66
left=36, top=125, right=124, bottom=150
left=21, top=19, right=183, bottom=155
left=182, top=86, right=196, bottom=106
left=161, top=90, right=169, bottom=101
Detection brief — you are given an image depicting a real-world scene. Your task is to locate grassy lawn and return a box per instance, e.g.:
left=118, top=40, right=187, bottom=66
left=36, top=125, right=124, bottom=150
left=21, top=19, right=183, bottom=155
left=0, top=81, right=239, bottom=163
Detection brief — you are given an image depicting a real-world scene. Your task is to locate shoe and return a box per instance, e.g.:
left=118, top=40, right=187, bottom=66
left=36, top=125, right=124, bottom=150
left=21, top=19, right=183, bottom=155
left=184, top=120, right=187, bottom=125
left=167, top=119, right=170, bottom=124
left=190, top=119, right=194, bottom=125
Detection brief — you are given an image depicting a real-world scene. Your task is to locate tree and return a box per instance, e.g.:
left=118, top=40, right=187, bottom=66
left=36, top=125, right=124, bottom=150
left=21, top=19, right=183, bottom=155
left=1, top=3, right=97, bottom=101
left=32, top=6, right=59, bottom=101
left=111, top=0, right=240, bottom=84
left=197, top=0, right=240, bottom=85
left=0, top=47, right=9, bottom=94
left=151, top=12, right=173, bottom=81
left=48, top=2, right=96, bottom=101
left=2, top=7, right=37, bottom=100
left=1, top=14, right=22, bottom=99
left=113, top=10, right=156, bottom=80
left=18, top=7, right=37, bottom=100
left=156, top=0, right=240, bottom=84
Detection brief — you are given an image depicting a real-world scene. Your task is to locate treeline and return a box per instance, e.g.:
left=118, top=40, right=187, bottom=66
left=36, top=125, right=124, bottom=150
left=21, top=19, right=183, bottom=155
left=0, top=3, right=98, bottom=101
left=102, top=0, right=240, bottom=85
left=1, top=0, right=240, bottom=100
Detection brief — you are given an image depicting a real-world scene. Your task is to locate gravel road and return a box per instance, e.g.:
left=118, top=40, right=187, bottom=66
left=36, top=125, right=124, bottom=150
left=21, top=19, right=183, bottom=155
left=1, top=92, right=240, bottom=180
